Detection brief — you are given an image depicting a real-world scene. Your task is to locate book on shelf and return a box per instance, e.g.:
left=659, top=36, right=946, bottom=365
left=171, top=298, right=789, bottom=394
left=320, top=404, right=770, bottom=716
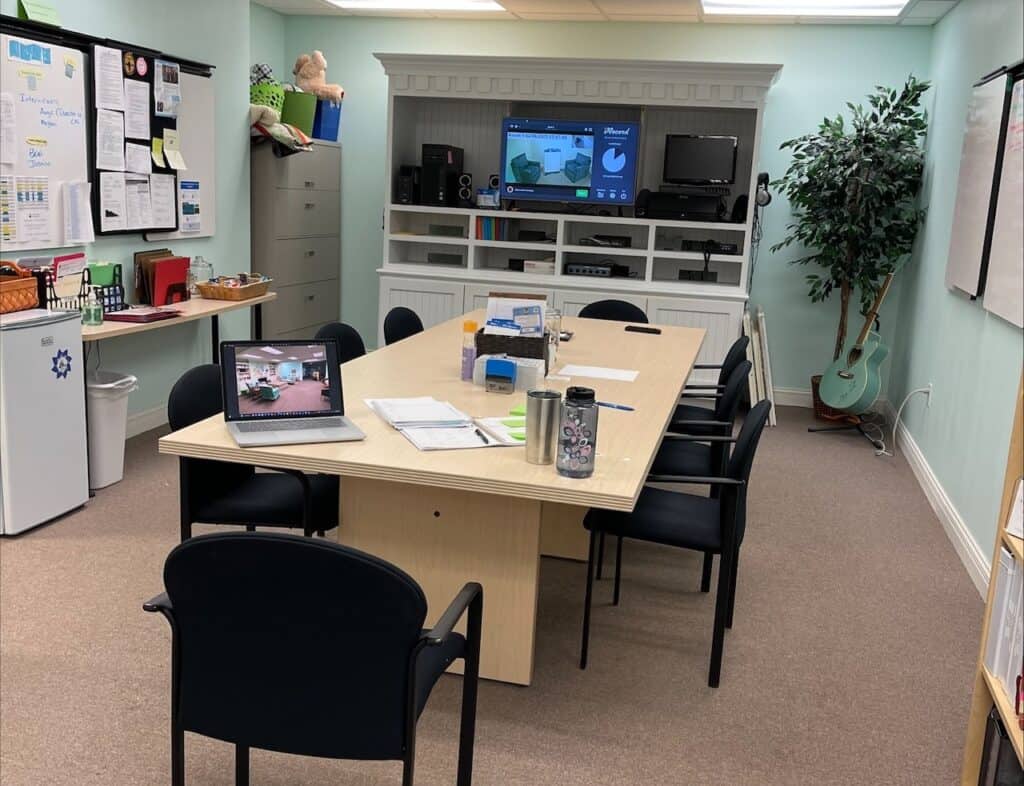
left=985, top=545, right=1024, bottom=701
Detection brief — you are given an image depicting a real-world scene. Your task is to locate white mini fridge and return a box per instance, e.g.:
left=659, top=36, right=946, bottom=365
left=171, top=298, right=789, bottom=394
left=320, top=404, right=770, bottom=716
left=0, top=309, right=89, bottom=535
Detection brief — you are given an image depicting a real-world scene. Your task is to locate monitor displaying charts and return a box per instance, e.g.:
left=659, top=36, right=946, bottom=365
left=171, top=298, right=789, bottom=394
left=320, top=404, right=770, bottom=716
left=500, top=118, right=640, bottom=205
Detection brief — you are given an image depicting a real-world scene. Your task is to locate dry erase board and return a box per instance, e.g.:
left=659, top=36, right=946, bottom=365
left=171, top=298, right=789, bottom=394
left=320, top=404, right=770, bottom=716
left=0, top=33, right=90, bottom=253
left=983, top=77, right=1024, bottom=328
left=145, top=72, right=216, bottom=241
left=945, top=75, right=1011, bottom=297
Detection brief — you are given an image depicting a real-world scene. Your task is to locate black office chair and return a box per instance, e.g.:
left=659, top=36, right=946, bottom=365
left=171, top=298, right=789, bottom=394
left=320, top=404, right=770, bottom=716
left=580, top=400, right=772, bottom=688
left=384, top=307, right=425, bottom=345
left=577, top=299, right=649, bottom=323
left=671, top=336, right=750, bottom=433
left=315, top=321, right=367, bottom=363
left=167, top=365, right=339, bottom=541
left=144, top=532, right=481, bottom=786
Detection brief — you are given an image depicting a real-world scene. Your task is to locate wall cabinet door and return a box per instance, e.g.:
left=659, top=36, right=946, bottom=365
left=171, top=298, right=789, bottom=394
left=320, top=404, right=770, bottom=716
left=553, top=289, right=649, bottom=319
left=463, top=283, right=554, bottom=313
left=646, top=296, right=743, bottom=386
left=378, top=276, right=466, bottom=346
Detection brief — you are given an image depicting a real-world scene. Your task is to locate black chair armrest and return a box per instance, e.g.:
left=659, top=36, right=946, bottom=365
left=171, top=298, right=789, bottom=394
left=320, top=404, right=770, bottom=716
left=143, top=592, right=172, bottom=613
left=680, top=392, right=724, bottom=399
left=692, top=364, right=722, bottom=370
left=670, top=420, right=732, bottom=428
left=424, top=582, right=483, bottom=646
left=662, top=434, right=738, bottom=443
left=647, top=475, right=745, bottom=486
left=684, top=383, right=725, bottom=390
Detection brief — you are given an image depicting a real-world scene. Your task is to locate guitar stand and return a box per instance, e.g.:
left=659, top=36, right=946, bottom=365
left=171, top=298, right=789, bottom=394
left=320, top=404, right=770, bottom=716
left=808, top=415, right=885, bottom=451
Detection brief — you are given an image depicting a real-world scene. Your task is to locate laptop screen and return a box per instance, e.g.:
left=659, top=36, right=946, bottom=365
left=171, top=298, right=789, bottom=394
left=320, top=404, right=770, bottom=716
left=221, top=341, right=344, bottom=421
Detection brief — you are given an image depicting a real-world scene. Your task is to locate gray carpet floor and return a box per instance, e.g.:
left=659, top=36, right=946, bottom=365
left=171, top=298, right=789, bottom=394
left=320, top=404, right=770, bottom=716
left=0, top=406, right=981, bottom=785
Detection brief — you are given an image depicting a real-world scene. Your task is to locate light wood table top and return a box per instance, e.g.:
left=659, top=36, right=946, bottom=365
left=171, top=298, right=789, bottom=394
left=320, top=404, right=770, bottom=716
left=159, top=310, right=704, bottom=512
left=81, top=293, right=276, bottom=341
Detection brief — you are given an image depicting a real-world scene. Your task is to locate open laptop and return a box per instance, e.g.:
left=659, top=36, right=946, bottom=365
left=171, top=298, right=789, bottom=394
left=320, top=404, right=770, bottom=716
left=220, top=340, right=365, bottom=447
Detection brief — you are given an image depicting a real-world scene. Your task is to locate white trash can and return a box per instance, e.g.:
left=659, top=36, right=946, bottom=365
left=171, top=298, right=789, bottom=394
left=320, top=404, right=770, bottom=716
left=86, top=371, right=139, bottom=489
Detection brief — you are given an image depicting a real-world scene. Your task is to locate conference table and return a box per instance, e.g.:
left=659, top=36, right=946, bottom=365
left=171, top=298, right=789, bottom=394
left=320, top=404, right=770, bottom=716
left=159, top=310, right=704, bottom=685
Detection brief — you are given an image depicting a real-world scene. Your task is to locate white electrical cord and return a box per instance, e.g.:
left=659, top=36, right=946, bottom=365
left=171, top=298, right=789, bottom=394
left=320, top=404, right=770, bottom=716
left=876, top=387, right=931, bottom=457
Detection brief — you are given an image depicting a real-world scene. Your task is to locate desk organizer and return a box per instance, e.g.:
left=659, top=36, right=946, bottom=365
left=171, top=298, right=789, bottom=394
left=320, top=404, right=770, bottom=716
left=195, top=276, right=272, bottom=301
left=475, top=329, right=550, bottom=374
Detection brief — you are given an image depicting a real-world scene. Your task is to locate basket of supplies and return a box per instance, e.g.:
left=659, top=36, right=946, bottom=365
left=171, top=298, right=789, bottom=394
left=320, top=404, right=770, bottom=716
left=0, top=261, right=40, bottom=314
left=195, top=275, right=272, bottom=301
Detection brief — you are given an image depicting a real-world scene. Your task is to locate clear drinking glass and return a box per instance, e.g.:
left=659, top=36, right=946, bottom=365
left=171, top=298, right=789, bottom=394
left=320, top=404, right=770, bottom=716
left=545, top=308, right=562, bottom=364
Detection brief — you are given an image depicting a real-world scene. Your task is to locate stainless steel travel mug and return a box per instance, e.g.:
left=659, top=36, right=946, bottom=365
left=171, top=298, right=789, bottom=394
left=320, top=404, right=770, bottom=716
left=525, top=389, right=561, bottom=464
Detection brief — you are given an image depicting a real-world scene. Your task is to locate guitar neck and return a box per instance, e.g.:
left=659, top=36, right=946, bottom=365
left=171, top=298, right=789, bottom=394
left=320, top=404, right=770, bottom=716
left=854, top=274, right=895, bottom=347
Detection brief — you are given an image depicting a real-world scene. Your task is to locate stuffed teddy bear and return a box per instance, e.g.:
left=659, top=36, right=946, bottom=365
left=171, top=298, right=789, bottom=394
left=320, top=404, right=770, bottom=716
left=292, top=50, right=344, bottom=104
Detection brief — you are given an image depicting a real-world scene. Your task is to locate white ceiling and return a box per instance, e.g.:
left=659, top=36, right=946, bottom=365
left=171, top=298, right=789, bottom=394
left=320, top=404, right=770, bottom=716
left=253, top=0, right=958, bottom=24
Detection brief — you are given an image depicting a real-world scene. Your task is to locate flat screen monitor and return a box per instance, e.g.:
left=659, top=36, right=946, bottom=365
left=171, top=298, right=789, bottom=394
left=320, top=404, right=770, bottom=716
left=663, top=135, right=738, bottom=185
left=500, top=117, right=640, bottom=205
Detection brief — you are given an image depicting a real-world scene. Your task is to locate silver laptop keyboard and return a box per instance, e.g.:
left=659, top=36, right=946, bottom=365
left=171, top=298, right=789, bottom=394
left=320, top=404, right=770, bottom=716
left=237, top=417, right=346, bottom=433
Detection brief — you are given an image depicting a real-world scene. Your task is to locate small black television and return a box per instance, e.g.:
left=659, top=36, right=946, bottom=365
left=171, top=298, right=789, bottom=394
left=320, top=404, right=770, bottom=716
left=663, top=135, right=738, bottom=185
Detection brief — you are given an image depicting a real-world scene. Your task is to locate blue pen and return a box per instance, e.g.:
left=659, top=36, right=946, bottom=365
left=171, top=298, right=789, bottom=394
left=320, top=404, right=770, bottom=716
left=596, top=401, right=635, bottom=412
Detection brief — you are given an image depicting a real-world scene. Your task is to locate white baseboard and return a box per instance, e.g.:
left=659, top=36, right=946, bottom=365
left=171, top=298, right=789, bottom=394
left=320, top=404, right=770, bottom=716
left=772, top=387, right=813, bottom=408
left=126, top=404, right=168, bottom=439
left=891, top=415, right=989, bottom=596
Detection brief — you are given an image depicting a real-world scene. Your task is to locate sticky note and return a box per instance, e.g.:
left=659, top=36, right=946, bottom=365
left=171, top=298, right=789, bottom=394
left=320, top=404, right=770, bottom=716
left=509, top=404, right=526, bottom=417
left=501, top=418, right=526, bottom=428
left=151, top=137, right=165, bottom=167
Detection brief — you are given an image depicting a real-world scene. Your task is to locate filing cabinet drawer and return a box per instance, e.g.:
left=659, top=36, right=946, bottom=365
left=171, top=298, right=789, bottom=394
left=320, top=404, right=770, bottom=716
left=274, top=190, right=340, bottom=238
left=262, top=144, right=340, bottom=191
left=263, top=280, right=340, bottom=338
left=262, top=237, right=340, bottom=286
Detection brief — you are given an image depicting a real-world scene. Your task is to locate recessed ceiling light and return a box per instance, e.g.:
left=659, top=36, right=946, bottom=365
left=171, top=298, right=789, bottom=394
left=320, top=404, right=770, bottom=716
left=329, top=0, right=504, bottom=11
left=702, top=0, right=910, bottom=15
left=260, top=346, right=284, bottom=355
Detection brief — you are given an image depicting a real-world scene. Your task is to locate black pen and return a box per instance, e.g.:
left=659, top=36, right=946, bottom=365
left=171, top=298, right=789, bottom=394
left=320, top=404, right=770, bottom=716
left=474, top=427, right=490, bottom=445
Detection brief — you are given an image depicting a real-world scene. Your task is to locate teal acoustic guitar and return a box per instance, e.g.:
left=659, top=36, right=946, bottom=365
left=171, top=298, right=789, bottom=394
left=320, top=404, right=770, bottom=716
left=818, top=274, right=894, bottom=414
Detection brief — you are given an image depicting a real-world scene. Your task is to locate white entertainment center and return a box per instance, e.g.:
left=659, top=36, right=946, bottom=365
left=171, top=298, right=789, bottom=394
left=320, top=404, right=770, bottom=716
left=375, top=54, right=781, bottom=380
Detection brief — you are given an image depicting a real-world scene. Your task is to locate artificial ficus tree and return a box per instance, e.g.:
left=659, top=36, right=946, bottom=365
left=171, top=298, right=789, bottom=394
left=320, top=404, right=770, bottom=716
left=772, top=76, right=930, bottom=362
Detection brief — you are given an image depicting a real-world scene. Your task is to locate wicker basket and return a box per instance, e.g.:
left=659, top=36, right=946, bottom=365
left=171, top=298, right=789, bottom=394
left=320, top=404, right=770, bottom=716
left=195, top=277, right=272, bottom=301
left=810, top=374, right=854, bottom=422
left=0, top=262, right=40, bottom=314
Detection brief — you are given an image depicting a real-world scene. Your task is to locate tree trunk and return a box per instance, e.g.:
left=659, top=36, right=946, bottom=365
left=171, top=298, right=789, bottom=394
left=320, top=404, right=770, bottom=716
left=835, top=279, right=851, bottom=361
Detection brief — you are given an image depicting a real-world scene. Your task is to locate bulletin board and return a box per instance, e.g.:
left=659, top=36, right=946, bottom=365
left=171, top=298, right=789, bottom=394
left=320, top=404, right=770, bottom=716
left=0, top=32, right=89, bottom=253
left=145, top=72, right=217, bottom=241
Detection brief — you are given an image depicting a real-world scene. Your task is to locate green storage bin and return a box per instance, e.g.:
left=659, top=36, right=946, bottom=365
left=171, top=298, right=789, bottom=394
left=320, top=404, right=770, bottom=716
left=281, top=92, right=317, bottom=135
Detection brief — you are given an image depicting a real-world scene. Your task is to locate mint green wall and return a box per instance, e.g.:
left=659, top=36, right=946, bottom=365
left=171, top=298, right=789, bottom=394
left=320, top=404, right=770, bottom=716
left=249, top=3, right=287, bottom=84
left=284, top=18, right=932, bottom=381
left=889, top=0, right=1024, bottom=556
left=1, top=0, right=253, bottom=418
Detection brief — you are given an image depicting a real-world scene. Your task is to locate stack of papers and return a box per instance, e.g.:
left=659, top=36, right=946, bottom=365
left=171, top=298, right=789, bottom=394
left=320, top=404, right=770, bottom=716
left=483, top=294, right=546, bottom=336
left=399, top=420, right=521, bottom=451
left=366, top=397, right=471, bottom=429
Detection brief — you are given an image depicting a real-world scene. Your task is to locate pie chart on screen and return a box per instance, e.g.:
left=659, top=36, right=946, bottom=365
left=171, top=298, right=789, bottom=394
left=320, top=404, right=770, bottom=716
left=602, top=147, right=627, bottom=173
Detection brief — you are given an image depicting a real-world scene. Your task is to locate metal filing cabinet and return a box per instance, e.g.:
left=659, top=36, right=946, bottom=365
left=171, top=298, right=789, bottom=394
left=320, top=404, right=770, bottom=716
left=250, top=140, right=341, bottom=339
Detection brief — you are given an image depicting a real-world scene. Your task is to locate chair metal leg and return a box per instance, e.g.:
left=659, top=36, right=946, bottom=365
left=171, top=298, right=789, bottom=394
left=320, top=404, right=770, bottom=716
left=402, top=747, right=415, bottom=786
left=726, top=547, right=740, bottom=630
left=317, top=529, right=325, bottom=537
left=700, top=552, right=713, bottom=593
left=579, top=530, right=598, bottom=669
left=245, top=524, right=255, bottom=532
left=235, top=744, right=249, bottom=786
left=708, top=546, right=733, bottom=688
left=612, top=536, right=623, bottom=606
left=178, top=461, right=192, bottom=543
left=171, top=723, right=185, bottom=786
left=595, top=531, right=606, bottom=580
left=457, top=594, right=482, bottom=786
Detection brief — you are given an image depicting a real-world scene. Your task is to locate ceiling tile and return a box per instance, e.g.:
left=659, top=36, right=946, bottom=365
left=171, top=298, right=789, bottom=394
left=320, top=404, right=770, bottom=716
left=513, top=11, right=606, bottom=19
left=605, top=14, right=699, bottom=22
left=904, top=0, right=956, bottom=18
left=595, top=0, right=699, bottom=12
left=499, top=0, right=599, bottom=10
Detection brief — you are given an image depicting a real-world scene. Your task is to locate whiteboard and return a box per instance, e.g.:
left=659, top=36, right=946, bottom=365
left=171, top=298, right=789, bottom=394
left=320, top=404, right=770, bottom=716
left=983, top=78, right=1024, bottom=328
left=945, top=76, right=1009, bottom=297
left=0, top=34, right=89, bottom=253
left=145, top=72, right=216, bottom=241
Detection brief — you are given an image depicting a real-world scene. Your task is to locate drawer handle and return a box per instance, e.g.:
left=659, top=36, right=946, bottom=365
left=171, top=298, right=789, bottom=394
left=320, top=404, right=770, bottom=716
left=304, top=180, right=315, bottom=188
left=304, top=202, right=315, bottom=209
left=305, top=250, right=316, bottom=257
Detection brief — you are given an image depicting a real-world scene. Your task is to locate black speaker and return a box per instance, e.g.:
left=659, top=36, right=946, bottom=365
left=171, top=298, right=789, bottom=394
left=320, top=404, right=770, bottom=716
left=421, top=144, right=464, bottom=207
left=395, top=164, right=421, bottom=205
left=458, top=173, right=474, bottom=207
left=488, top=173, right=500, bottom=190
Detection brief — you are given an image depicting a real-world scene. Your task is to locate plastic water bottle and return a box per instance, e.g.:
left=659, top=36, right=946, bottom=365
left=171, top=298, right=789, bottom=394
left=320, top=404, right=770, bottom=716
left=556, top=386, right=598, bottom=478
left=461, top=319, right=478, bottom=381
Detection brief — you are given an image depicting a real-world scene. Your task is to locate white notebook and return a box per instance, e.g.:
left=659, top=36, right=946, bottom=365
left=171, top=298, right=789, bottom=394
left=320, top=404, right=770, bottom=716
left=366, top=397, right=471, bottom=429
left=399, top=418, right=524, bottom=451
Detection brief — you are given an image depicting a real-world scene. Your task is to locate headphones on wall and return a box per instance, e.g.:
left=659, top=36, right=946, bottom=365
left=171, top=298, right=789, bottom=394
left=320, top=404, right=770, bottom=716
left=755, top=172, right=772, bottom=207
